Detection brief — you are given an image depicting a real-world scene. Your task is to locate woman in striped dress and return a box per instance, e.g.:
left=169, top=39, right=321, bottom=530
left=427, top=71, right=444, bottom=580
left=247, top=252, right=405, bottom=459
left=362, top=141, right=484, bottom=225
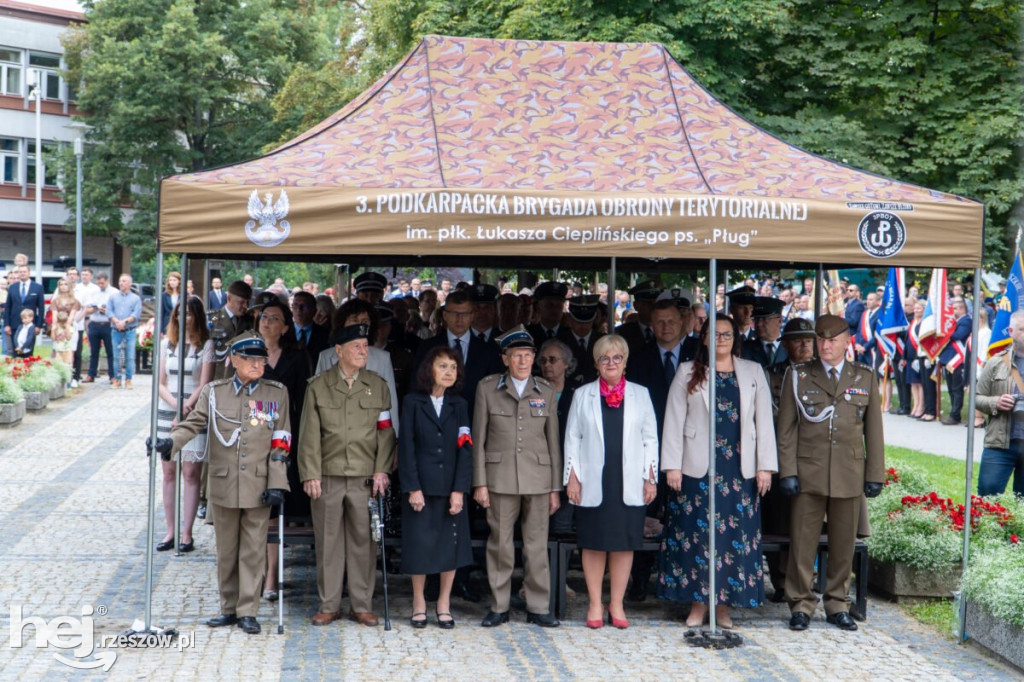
left=156, top=296, right=213, bottom=553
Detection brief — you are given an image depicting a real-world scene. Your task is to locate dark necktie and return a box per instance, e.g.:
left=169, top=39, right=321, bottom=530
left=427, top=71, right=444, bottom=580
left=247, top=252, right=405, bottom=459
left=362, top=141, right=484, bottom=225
left=829, top=367, right=838, bottom=388
left=22, top=282, right=27, bottom=299
left=546, top=329, right=555, bottom=339
left=765, top=342, right=775, bottom=365
left=644, top=327, right=654, bottom=343
left=578, top=336, right=587, bottom=352
left=478, top=332, right=487, bottom=343
left=300, top=328, right=309, bottom=346
left=452, top=337, right=463, bottom=361
left=664, top=350, right=676, bottom=385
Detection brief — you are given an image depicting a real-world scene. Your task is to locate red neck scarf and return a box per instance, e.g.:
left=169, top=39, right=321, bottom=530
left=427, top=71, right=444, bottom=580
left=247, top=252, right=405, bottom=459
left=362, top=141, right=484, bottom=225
left=599, top=376, right=625, bottom=408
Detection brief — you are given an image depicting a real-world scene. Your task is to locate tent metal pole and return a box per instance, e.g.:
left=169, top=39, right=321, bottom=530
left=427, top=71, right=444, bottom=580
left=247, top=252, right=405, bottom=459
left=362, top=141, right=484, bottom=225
left=144, top=252, right=165, bottom=631
left=957, top=265, right=984, bottom=642
left=609, top=258, right=616, bottom=329
left=173, top=253, right=189, bottom=556
left=707, top=258, right=718, bottom=634
left=814, top=265, right=824, bottom=320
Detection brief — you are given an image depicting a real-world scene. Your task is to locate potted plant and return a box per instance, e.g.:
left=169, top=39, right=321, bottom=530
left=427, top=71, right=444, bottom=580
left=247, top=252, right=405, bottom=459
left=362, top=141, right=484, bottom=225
left=0, top=374, right=25, bottom=425
left=136, top=318, right=155, bottom=374
left=15, top=357, right=59, bottom=410
left=49, top=360, right=72, bottom=399
left=962, top=528, right=1024, bottom=669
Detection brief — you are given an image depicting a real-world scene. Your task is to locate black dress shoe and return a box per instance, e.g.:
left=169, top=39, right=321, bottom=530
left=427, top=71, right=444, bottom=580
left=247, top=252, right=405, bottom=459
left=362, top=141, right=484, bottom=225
left=480, top=610, right=509, bottom=627
left=526, top=612, right=560, bottom=628
left=156, top=539, right=175, bottom=552
left=826, top=611, right=858, bottom=631
left=453, top=582, right=481, bottom=603
left=436, top=611, right=455, bottom=629
left=196, top=504, right=207, bottom=520
left=206, top=614, right=238, bottom=628
left=178, top=540, right=194, bottom=553
left=897, top=409, right=910, bottom=415
left=237, top=616, right=261, bottom=634
left=789, top=612, right=810, bottom=631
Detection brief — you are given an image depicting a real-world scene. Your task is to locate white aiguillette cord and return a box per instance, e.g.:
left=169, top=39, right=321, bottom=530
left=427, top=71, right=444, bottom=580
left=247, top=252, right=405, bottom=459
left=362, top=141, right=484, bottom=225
left=790, top=367, right=835, bottom=426
left=208, top=385, right=242, bottom=447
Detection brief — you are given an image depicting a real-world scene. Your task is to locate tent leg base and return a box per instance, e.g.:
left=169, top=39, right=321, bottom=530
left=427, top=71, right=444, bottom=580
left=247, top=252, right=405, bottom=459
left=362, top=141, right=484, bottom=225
left=685, top=628, right=743, bottom=648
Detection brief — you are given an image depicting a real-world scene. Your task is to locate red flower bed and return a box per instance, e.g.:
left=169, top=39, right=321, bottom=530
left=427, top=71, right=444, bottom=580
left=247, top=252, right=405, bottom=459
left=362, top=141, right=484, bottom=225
left=895, top=492, right=1012, bottom=533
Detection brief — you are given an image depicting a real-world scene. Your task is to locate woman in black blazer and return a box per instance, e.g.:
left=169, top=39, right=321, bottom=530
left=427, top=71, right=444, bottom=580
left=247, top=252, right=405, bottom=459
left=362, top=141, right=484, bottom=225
left=399, top=346, right=473, bottom=629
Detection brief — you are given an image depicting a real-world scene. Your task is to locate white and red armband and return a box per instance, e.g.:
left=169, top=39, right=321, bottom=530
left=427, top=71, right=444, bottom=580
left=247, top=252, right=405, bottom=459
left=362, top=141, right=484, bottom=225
left=376, top=411, right=393, bottom=430
left=271, top=430, right=292, bottom=453
left=457, top=426, right=473, bottom=448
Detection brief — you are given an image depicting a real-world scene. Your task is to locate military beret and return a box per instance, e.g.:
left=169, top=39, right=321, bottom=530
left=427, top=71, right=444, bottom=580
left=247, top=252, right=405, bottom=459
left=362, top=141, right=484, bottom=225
left=227, top=280, right=252, bottom=300
left=497, top=324, right=536, bottom=352
left=815, top=314, right=849, bottom=339
left=782, top=317, right=816, bottom=339
left=229, top=331, right=267, bottom=357
left=725, top=285, right=756, bottom=305
left=374, top=305, right=394, bottom=324
left=656, top=288, right=691, bottom=308
left=628, top=280, right=662, bottom=300
left=330, top=323, right=370, bottom=347
left=353, top=271, right=387, bottom=292
left=469, top=283, right=500, bottom=303
left=753, top=296, right=785, bottom=318
left=533, top=281, right=568, bottom=300
left=568, top=294, right=601, bottom=322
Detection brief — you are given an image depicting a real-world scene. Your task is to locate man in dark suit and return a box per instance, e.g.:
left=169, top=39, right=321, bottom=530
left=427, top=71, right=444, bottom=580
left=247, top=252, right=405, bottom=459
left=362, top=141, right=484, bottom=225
left=557, top=294, right=604, bottom=384
left=413, top=290, right=504, bottom=418
left=615, top=280, right=661, bottom=359
left=469, top=283, right=502, bottom=343
left=726, top=285, right=757, bottom=341
left=843, top=284, right=865, bottom=337
left=940, top=297, right=972, bottom=425
left=526, top=281, right=569, bottom=342
left=4, top=265, right=44, bottom=354
left=291, top=291, right=330, bottom=361
left=742, top=296, right=788, bottom=367
left=853, top=291, right=881, bottom=366
left=207, top=277, right=227, bottom=311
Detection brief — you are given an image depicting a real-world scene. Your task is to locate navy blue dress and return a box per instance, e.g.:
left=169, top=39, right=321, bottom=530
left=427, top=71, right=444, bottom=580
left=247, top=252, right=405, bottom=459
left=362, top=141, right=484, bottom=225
left=658, top=371, right=764, bottom=607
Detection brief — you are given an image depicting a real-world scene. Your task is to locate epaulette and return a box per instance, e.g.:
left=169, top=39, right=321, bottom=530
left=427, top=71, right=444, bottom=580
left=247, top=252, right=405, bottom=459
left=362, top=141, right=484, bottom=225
left=209, top=377, right=234, bottom=387
left=534, top=375, right=553, bottom=387
left=853, top=361, right=874, bottom=372
left=261, top=378, right=286, bottom=390
left=481, top=373, right=503, bottom=384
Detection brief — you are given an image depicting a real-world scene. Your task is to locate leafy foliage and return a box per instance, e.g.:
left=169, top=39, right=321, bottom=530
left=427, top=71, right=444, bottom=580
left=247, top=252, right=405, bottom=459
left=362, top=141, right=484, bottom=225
left=962, top=543, right=1024, bottom=626
left=0, top=375, right=24, bottom=405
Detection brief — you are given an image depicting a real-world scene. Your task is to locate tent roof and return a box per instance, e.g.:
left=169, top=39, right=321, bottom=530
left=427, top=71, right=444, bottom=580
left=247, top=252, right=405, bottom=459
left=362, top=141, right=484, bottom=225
left=160, top=36, right=983, bottom=267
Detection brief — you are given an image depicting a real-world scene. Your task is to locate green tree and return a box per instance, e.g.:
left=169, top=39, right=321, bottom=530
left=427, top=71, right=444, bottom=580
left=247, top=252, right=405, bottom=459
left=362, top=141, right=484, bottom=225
left=60, top=0, right=336, bottom=259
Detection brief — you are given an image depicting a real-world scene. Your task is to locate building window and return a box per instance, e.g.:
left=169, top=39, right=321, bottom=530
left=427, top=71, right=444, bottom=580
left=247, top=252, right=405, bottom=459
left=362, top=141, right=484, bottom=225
left=0, top=47, right=22, bottom=96
left=29, top=52, right=61, bottom=100
left=0, top=137, right=18, bottom=183
left=27, top=140, right=58, bottom=187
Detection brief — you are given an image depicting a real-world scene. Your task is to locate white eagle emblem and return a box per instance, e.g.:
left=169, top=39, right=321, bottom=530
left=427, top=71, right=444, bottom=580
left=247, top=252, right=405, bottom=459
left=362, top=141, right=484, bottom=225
left=245, top=189, right=291, bottom=247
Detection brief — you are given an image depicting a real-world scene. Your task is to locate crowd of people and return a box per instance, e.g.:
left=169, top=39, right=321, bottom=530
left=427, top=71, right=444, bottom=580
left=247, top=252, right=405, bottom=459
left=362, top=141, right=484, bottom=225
left=141, top=267, right=897, bottom=637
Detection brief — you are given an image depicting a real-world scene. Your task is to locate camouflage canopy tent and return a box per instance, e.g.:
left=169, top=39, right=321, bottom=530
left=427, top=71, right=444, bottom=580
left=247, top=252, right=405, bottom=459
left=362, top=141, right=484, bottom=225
left=148, top=36, right=985, bottom=640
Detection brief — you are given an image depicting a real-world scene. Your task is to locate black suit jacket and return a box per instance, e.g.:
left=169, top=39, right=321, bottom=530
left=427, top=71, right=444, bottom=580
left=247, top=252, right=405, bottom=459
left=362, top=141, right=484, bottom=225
left=742, top=337, right=788, bottom=368
left=556, top=328, right=605, bottom=384
left=5, top=281, right=45, bottom=331
left=12, top=323, right=37, bottom=357
left=208, top=289, right=226, bottom=311
left=398, top=392, right=473, bottom=496
left=615, top=320, right=653, bottom=360
left=297, top=323, right=330, bottom=363
left=629, top=340, right=695, bottom=433
left=413, top=332, right=503, bottom=418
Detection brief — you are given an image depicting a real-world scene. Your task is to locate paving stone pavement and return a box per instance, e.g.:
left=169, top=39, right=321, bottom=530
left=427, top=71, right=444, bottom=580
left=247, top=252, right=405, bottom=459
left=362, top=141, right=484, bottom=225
left=0, top=376, right=1019, bottom=681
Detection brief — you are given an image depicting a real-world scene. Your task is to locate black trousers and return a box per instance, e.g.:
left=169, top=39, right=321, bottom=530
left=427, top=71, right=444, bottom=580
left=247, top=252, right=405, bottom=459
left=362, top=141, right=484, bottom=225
left=894, top=360, right=911, bottom=412
left=72, top=330, right=84, bottom=380
left=945, top=365, right=966, bottom=422
left=922, top=367, right=938, bottom=417
left=87, top=322, right=114, bottom=378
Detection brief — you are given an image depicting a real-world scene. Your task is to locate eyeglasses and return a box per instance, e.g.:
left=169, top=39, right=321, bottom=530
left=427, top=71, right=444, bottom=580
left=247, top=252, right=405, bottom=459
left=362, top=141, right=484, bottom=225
left=598, top=354, right=625, bottom=365
left=261, top=315, right=285, bottom=324
left=714, top=332, right=734, bottom=340
left=236, top=356, right=267, bottom=365
left=538, top=356, right=565, bottom=365
left=444, top=310, right=473, bottom=319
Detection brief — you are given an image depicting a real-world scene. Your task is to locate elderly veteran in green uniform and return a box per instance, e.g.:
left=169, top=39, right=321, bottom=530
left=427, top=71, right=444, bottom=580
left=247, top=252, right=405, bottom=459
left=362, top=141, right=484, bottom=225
left=299, top=323, right=396, bottom=627
left=150, top=331, right=290, bottom=635
left=776, top=314, right=885, bottom=632
left=473, top=325, right=563, bottom=628
left=208, top=280, right=254, bottom=381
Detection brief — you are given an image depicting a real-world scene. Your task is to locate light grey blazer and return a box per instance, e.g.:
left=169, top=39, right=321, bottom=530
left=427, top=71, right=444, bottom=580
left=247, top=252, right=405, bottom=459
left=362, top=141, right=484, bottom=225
left=563, top=380, right=659, bottom=507
left=660, top=357, right=778, bottom=479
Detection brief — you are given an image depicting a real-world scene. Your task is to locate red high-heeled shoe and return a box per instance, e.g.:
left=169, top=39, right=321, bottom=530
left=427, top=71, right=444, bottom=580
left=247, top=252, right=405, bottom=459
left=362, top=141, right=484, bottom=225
left=607, top=611, right=629, bottom=629
left=585, top=613, right=604, bottom=629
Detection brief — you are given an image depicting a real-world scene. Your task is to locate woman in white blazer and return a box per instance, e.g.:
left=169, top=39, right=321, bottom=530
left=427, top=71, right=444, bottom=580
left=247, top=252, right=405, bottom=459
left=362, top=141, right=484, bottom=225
left=658, top=315, right=777, bottom=629
left=564, top=335, right=659, bottom=629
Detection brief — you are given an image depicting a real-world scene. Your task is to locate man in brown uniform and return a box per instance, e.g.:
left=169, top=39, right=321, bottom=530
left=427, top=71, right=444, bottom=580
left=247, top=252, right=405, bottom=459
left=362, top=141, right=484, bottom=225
left=299, top=323, right=396, bottom=627
left=777, top=315, right=885, bottom=632
left=151, top=332, right=290, bottom=635
left=473, top=326, right=562, bottom=627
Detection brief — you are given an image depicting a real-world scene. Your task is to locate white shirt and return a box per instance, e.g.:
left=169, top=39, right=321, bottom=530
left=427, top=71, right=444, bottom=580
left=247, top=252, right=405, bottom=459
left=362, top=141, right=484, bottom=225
left=447, top=330, right=472, bottom=364
left=86, top=286, right=113, bottom=323
left=511, top=375, right=529, bottom=397
left=430, top=394, right=444, bottom=417
left=73, top=282, right=98, bottom=330
left=821, top=359, right=845, bottom=380
left=15, top=324, right=30, bottom=349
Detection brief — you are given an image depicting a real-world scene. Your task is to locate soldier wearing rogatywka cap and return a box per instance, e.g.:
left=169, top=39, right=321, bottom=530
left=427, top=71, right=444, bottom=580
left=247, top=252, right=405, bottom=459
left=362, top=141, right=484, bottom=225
left=615, top=279, right=662, bottom=359
left=526, top=281, right=570, bottom=342
left=473, top=325, right=562, bottom=628
left=469, top=283, right=502, bottom=344
left=150, top=331, right=291, bottom=636
left=299, top=322, right=396, bottom=628
left=742, top=296, right=787, bottom=368
left=353, top=271, right=388, bottom=305
left=776, top=314, right=884, bottom=633
left=726, top=285, right=757, bottom=341
left=208, top=280, right=254, bottom=381
left=558, top=294, right=605, bottom=384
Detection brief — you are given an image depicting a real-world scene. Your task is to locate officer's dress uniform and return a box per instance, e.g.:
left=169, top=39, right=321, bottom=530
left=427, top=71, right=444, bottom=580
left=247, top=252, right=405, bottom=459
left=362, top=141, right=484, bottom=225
left=209, top=308, right=253, bottom=381
left=298, top=367, right=396, bottom=616
left=169, top=376, right=290, bottom=619
left=473, top=373, right=562, bottom=615
left=777, top=360, right=884, bottom=618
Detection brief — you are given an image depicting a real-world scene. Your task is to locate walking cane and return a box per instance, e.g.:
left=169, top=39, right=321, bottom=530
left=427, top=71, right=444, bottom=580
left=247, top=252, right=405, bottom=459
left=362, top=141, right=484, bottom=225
left=277, top=502, right=285, bottom=635
left=369, top=494, right=391, bottom=631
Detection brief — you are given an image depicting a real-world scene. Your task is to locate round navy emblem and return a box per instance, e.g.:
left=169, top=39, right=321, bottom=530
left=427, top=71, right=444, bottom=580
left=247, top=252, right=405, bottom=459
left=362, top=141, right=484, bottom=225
left=857, top=211, right=906, bottom=258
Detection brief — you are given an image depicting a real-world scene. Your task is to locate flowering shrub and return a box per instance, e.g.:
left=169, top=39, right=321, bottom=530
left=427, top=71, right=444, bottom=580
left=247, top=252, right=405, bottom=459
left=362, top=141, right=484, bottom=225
left=12, top=357, right=60, bottom=393
left=137, top=318, right=155, bottom=351
left=0, top=374, right=24, bottom=404
left=962, top=543, right=1024, bottom=626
